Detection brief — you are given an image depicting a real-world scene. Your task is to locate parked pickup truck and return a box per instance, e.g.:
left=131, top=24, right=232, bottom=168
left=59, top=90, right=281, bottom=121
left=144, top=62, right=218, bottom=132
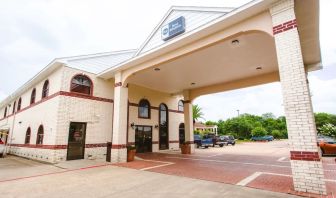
left=194, top=135, right=213, bottom=148
left=204, top=134, right=225, bottom=147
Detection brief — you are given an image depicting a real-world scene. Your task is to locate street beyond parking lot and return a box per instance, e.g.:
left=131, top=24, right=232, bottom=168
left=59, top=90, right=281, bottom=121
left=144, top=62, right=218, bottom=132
left=118, top=140, right=336, bottom=197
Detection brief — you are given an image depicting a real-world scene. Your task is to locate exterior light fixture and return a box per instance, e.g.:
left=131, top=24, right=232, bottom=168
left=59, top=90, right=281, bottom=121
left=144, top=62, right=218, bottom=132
left=256, top=66, right=262, bottom=70
left=130, top=122, right=135, bottom=129
left=154, top=68, right=160, bottom=71
left=154, top=124, right=159, bottom=129
left=231, top=39, right=239, bottom=45
left=191, top=82, right=196, bottom=86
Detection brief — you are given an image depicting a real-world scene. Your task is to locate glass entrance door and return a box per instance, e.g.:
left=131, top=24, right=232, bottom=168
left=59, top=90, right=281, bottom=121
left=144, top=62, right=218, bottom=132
left=67, top=122, right=86, bottom=160
left=135, top=126, right=152, bottom=153
left=159, top=104, right=169, bottom=150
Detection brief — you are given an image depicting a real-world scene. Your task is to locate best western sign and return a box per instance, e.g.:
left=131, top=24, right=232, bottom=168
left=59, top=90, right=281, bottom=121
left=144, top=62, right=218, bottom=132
left=161, top=16, right=186, bottom=41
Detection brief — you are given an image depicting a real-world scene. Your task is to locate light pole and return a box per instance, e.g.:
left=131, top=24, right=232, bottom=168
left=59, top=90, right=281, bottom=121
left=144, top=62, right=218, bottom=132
left=237, top=109, right=240, bottom=117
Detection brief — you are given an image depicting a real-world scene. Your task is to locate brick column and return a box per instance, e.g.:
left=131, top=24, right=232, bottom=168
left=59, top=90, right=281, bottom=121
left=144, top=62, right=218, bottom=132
left=270, top=0, right=326, bottom=195
left=183, top=90, right=195, bottom=153
left=111, top=72, right=128, bottom=163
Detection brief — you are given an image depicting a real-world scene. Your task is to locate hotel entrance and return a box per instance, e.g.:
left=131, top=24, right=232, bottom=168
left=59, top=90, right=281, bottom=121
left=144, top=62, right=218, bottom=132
left=67, top=122, right=87, bottom=160
left=135, top=126, right=152, bottom=153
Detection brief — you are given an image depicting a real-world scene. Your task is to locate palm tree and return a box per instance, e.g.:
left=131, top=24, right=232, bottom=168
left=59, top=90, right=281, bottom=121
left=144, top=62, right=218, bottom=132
left=193, top=104, right=204, bottom=121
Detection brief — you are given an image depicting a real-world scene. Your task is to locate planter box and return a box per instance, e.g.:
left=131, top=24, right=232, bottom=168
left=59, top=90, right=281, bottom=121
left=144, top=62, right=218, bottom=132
left=127, top=149, right=136, bottom=162
left=181, top=144, right=191, bottom=154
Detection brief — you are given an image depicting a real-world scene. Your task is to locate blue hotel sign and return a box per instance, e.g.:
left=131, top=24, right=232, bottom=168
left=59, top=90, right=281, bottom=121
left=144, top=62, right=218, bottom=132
left=161, top=16, right=186, bottom=41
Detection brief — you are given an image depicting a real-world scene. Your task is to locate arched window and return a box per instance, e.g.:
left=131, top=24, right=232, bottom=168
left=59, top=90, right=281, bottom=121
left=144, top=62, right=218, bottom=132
left=36, top=125, right=44, bottom=145
left=25, top=127, right=31, bottom=144
left=3, top=107, right=7, bottom=118
left=178, top=100, right=184, bottom=112
left=70, top=75, right=92, bottom=95
left=159, top=103, right=169, bottom=150
left=30, top=88, right=36, bottom=104
left=138, top=99, right=150, bottom=118
left=12, top=101, right=16, bottom=114
left=42, top=80, right=49, bottom=99
left=17, top=98, right=22, bottom=111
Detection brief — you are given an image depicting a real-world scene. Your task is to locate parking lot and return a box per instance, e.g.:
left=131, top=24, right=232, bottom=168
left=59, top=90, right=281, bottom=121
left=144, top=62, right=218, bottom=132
left=0, top=141, right=335, bottom=198
left=118, top=140, right=336, bottom=197
left=0, top=154, right=299, bottom=198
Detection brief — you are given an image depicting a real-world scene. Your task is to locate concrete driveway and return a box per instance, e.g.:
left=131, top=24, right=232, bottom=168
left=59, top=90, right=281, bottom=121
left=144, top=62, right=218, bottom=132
left=0, top=155, right=299, bottom=198
left=117, top=140, right=336, bottom=197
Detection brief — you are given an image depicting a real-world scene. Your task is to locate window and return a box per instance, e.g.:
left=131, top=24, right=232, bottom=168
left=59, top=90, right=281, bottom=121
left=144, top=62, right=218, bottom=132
left=17, top=98, right=22, bottom=111
left=138, top=99, right=150, bottom=118
left=36, top=125, right=44, bottom=145
left=30, top=88, right=36, bottom=104
left=70, top=75, right=92, bottom=95
left=3, top=107, right=7, bottom=118
left=42, top=80, right=49, bottom=99
left=25, top=127, right=31, bottom=144
left=178, top=100, right=184, bottom=112
left=12, top=101, right=16, bottom=114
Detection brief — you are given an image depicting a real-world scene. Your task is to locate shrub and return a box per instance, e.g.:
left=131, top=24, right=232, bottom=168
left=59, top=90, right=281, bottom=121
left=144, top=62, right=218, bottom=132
left=318, top=123, right=336, bottom=137
left=271, top=130, right=282, bottom=139
left=251, top=127, right=267, bottom=137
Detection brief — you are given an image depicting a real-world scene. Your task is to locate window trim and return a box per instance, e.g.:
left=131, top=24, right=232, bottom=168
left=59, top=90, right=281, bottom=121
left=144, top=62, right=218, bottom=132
left=17, top=97, right=22, bottom=111
left=12, top=101, right=16, bottom=114
left=36, top=125, right=44, bottom=145
left=42, top=80, right=49, bottom=99
left=70, top=74, right=94, bottom=96
left=30, top=88, right=36, bottom=105
left=25, top=127, right=31, bottom=144
left=3, top=107, right=7, bottom=118
left=138, top=99, right=151, bottom=119
left=178, top=100, right=184, bottom=112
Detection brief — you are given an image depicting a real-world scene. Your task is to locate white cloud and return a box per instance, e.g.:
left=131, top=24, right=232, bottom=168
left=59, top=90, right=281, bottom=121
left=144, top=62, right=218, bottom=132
left=194, top=83, right=284, bottom=121
left=0, top=0, right=335, bottom=121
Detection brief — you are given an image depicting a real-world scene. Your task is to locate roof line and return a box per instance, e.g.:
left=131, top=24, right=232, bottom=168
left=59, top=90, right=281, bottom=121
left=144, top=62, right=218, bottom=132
left=134, top=5, right=234, bottom=56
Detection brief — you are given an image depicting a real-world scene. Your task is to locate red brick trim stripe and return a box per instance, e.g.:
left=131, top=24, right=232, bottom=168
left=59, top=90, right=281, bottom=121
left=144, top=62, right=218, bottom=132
left=152, top=141, right=159, bottom=144
left=290, top=151, right=320, bottom=161
left=273, top=19, right=297, bottom=35
left=59, top=91, right=113, bottom=103
left=0, top=91, right=113, bottom=122
left=169, top=140, right=180, bottom=143
left=9, top=143, right=108, bottom=150
left=129, top=102, right=183, bottom=114
left=111, top=144, right=127, bottom=149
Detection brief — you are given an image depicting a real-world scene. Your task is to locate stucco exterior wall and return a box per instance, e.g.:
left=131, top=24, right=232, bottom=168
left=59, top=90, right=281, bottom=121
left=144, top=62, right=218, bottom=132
left=128, top=84, right=184, bottom=151
left=0, top=67, right=64, bottom=163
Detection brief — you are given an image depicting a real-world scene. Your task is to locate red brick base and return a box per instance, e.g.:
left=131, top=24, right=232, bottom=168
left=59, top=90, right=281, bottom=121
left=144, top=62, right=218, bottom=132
left=290, top=151, right=320, bottom=161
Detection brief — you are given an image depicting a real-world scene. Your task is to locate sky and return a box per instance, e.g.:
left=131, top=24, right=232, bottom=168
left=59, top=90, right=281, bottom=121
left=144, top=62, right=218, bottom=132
left=0, top=0, right=335, bottom=121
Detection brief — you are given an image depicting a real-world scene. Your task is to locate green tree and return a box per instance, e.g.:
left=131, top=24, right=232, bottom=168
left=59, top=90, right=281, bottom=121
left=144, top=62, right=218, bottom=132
left=251, top=127, right=267, bottom=137
left=222, top=117, right=253, bottom=139
left=314, top=113, right=336, bottom=132
left=192, top=104, right=204, bottom=121
left=318, top=123, right=336, bottom=137
left=271, top=130, right=282, bottom=139
left=205, top=120, right=217, bottom=126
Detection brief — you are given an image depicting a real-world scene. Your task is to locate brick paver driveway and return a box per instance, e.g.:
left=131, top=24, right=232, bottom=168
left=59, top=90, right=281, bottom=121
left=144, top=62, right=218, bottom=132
left=117, top=140, right=336, bottom=198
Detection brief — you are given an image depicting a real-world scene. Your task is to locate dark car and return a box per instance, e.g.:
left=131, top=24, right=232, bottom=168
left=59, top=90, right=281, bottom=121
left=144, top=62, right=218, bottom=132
left=251, top=135, right=274, bottom=141
left=220, top=135, right=236, bottom=146
left=194, top=134, right=213, bottom=148
left=204, top=134, right=225, bottom=147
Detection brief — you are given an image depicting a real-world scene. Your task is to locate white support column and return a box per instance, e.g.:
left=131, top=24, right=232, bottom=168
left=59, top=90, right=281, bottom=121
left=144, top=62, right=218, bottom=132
left=270, top=0, right=326, bottom=195
left=183, top=90, right=195, bottom=153
left=111, top=72, right=128, bottom=163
